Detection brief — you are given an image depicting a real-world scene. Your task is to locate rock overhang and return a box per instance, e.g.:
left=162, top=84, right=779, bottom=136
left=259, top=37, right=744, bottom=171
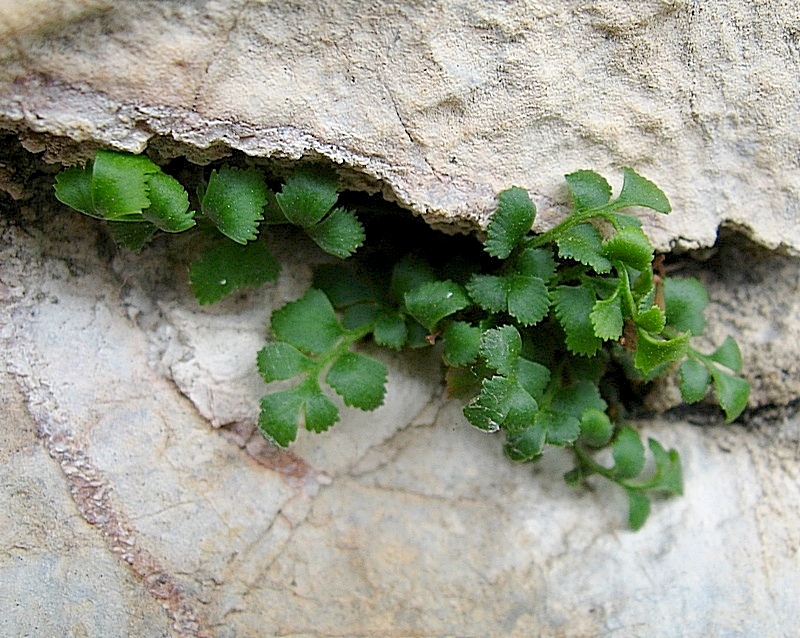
left=1, top=0, right=799, bottom=253
left=2, top=5, right=800, bottom=635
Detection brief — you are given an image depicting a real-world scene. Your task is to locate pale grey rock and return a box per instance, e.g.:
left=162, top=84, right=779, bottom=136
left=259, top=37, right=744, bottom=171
left=2, top=2, right=800, bottom=636
left=1, top=0, right=799, bottom=251
left=2, top=172, right=799, bottom=637
left=0, top=365, right=172, bottom=637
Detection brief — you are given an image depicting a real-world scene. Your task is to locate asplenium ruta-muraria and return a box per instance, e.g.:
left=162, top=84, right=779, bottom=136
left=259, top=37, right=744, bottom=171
left=54, top=151, right=750, bottom=530
left=54, top=150, right=365, bottom=303
left=256, top=167, right=749, bottom=530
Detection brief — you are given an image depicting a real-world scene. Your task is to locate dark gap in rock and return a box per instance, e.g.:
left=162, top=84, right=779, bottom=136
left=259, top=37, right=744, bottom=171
left=3, top=131, right=798, bottom=426
left=662, top=224, right=800, bottom=284
left=655, top=226, right=800, bottom=425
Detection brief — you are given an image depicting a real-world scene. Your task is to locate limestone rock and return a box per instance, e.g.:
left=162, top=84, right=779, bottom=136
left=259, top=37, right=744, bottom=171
left=2, top=187, right=799, bottom=637
left=2, top=2, right=800, bottom=636
left=1, top=0, right=799, bottom=251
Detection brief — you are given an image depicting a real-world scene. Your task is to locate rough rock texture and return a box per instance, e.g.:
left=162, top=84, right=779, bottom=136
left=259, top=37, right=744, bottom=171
left=3, top=187, right=799, bottom=637
left=1, top=0, right=800, bottom=251
left=2, top=2, right=800, bottom=636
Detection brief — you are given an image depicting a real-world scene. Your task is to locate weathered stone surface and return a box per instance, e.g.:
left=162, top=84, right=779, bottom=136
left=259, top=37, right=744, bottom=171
left=2, top=181, right=799, bottom=636
left=1, top=0, right=799, bottom=251
left=0, top=363, right=173, bottom=637
left=3, top=2, right=800, bottom=635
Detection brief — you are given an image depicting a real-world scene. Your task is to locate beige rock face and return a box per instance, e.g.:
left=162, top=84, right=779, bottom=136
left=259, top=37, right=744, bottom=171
left=1, top=0, right=799, bottom=251
left=2, top=176, right=799, bottom=637
left=2, top=2, right=800, bottom=636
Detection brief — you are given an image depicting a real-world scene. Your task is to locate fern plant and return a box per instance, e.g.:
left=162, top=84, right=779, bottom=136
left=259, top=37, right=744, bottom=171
left=54, top=150, right=365, bottom=303
left=54, top=151, right=750, bottom=529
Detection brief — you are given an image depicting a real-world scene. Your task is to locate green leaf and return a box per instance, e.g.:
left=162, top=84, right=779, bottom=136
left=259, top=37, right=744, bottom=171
left=304, top=207, right=365, bottom=258
left=626, top=490, right=651, bottom=531
left=313, top=263, right=376, bottom=308
left=258, top=388, right=304, bottom=447
left=406, top=320, right=431, bottom=349
left=463, top=376, right=537, bottom=433
left=711, top=368, right=750, bottom=422
left=663, top=278, right=708, bottom=335
left=631, top=266, right=655, bottom=299
left=506, top=275, right=550, bottom=326
left=567, top=355, right=608, bottom=384
left=271, top=289, right=343, bottom=355
left=607, top=212, right=643, bottom=229
left=634, top=328, right=690, bottom=376
left=613, top=167, right=671, bottom=214
left=557, top=223, right=612, bottom=273
left=442, top=321, right=482, bottom=366
left=551, top=380, right=607, bottom=417
left=141, top=171, right=195, bottom=232
left=537, top=410, right=581, bottom=446
left=540, top=382, right=605, bottom=446
left=512, top=247, right=557, bottom=281
left=342, top=302, right=381, bottom=331
left=565, top=169, right=612, bottom=212
left=710, top=336, right=743, bottom=373
left=678, top=359, right=710, bottom=404
left=648, top=439, right=683, bottom=495
left=485, top=186, right=536, bottom=259
left=257, top=343, right=312, bottom=382
left=463, top=378, right=505, bottom=432
left=325, top=352, right=388, bottom=410
left=303, top=391, right=340, bottom=433
left=106, top=221, right=157, bottom=251
left=276, top=169, right=339, bottom=227
left=480, top=326, right=522, bottom=376
left=373, top=311, right=408, bottom=350
left=552, top=286, right=603, bottom=356
left=466, top=275, right=508, bottom=314
left=635, top=306, right=666, bottom=333
left=501, top=384, right=540, bottom=432
left=501, top=380, right=603, bottom=448
left=391, top=256, right=439, bottom=300
left=55, top=152, right=194, bottom=236
left=637, top=286, right=657, bottom=314
left=91, top=150, right=161, bottom=219
left=516, top=358, right=551, bottom=400
left=579, top=408, right=614, bottom=447
left=54, top=165, right=96, bottom=217
left=404, top=280, right=470, bottom=331
left=613, top=426, right=646, bottom=480
left=504, top=425, right=545, bottom=462
left=189, top=241, right=280, bottom=305
left=602, top=227, right=654, bottom=272
left=258, top=382, right=340, bottom=446
left=201, top=166, right=267, bottom=244
left=465, top=273, right=548, bottom=326
left=590, top=293, right=624, bottom=341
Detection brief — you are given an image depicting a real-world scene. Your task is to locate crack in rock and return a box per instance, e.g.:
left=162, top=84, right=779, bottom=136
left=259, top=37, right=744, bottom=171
left=15, top=377, right=213, bottom=638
